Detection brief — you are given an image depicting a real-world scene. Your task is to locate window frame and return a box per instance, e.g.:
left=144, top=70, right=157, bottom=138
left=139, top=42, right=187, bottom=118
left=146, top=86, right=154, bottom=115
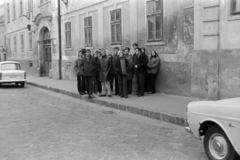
left=13, top=0, right=16, bottom=20
left=14, top=36, right=17, bottom=52
left=146, top=0, right=163, bottom=42
left=8, top=38, right=11, bottom=52
left=230, top=0, right=240, bottom=15
left=40, top=0, right=49, bottom=5
left=28, top=0, right=33, bottom=12
left=65, top=22, right=72, bottom=48
left=84, top=16, right=93, bottom=47
left=29, top=32, right=32, bottom=51
left=20, top=0, right=23, bottom=16
left=21, top=34, right=24, bottom=52
left=7, top=3, right=10, bottom=23
left=110, top=9, right=122, bottom=45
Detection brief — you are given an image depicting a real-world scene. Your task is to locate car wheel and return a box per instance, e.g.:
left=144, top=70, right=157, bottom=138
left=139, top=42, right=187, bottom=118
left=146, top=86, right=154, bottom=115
left=20, top=82, right=25, bottom=88
left=204, top=125, right=239, bottom=160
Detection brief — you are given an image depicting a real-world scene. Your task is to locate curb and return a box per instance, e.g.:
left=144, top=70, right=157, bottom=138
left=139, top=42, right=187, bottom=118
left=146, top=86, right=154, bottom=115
left=26, top=81, right=187, bottom=126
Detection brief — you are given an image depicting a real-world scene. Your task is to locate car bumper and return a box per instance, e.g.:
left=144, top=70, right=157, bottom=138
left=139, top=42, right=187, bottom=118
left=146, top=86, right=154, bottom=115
left=0, top=79, right=27, bottom=83
left=185, top=122, right=193, bottom=134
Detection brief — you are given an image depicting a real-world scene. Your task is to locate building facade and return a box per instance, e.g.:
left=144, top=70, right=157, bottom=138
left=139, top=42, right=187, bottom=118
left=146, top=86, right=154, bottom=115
left=4, top=0, right=194, bottom=97
left=3, top=0, right=240, bottom=100
left=0, top=4, right=6, bottom=62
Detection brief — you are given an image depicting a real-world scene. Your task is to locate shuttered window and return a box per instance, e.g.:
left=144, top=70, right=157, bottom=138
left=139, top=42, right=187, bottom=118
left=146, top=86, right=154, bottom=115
left=84, top=16, right=92, bottom=47
left=65, top=22, right=71, bottom=48
left=110, top=9, right=122, bottom=45
left=147, top=0, right=163, bottom=41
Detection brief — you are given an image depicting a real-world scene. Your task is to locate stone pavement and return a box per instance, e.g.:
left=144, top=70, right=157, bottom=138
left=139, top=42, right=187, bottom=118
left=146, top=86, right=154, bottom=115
left=26, top=75, right=200, bottom=126
left=0, top=85, right=208, bottom=160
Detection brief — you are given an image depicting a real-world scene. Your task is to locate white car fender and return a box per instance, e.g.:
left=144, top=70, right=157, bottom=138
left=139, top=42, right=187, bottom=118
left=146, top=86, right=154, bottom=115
left=199, top=117, right=240, bottom=152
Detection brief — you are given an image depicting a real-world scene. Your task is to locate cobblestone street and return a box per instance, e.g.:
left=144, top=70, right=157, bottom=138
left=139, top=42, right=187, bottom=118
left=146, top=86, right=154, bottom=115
left=0, top=85, right=207, bottom=160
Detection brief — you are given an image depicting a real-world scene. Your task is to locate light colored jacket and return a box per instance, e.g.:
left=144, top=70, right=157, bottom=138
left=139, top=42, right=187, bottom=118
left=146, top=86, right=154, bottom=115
left=147, top=56, right=160, bottom=74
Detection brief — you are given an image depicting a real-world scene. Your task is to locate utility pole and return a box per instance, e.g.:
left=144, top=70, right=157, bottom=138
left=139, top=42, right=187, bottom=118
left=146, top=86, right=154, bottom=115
left=58, top=0, right=62, bottom=80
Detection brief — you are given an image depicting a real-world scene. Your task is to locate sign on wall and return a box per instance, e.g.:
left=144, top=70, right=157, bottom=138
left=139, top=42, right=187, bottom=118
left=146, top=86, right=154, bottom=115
left=183, top=7, right=194, bottom=44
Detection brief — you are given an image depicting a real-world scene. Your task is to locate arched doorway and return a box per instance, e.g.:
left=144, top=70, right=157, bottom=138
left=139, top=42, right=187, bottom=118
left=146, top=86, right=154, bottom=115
left=43, top=28, right=51, bottom=76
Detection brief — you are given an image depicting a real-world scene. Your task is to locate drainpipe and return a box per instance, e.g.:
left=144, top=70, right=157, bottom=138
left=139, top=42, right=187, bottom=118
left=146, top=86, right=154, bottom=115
left=58, top=0, right=62, bottom=80
left=217, top=2, right=221, bottom=100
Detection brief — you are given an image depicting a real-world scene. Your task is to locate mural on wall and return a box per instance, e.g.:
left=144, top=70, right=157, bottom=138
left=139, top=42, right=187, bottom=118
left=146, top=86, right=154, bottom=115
left=183, top=7, right=194, bottom=44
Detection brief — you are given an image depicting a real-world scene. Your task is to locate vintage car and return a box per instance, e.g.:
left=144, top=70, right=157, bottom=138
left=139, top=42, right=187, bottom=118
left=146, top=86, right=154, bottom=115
left=0, top=61, right=26, bottom=88
left=185, top=98, right=240, bottom=160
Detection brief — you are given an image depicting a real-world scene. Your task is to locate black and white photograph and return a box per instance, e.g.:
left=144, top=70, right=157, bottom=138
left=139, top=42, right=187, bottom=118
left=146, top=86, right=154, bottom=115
left=0, top=0, right=240, bottom=159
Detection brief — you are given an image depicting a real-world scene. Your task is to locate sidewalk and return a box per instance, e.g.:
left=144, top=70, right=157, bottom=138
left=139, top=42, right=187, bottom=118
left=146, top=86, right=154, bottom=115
left=26, top=75, right=200, bottom=126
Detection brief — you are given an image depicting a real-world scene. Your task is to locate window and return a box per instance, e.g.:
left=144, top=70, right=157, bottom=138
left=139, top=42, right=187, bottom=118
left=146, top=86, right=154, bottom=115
left=147, top=0, right=163, bottom=41
left=84, top=16, right=92, bottom=47
left=1, top=63, right=21, bottom=71
left=28, top=0, right=33, bottom=11
left=14, top=36, right=17, bottom=52
left=110, top=9, right=122, bottom=45
left=29, top=32, right=32, bottom=51
left=21, top=34, right=24, bottom=52
left=13, top=0, right=16, bottom=20
left=7, top=3, right=10, bottom=22
left=65, top=22, right=71, bottom=48
left=8, top=38, right=11, bottom=52
left=231, top=0, right=240, bottom=15
left=20, top=0, right=23, bottom=16
left=40, top=0, right=49, bottom=5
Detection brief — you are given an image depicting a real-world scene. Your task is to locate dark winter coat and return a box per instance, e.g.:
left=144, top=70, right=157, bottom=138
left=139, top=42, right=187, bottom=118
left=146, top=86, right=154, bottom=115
left=94, top=57, right=101, bottom=80
left=111, top=54, right=119, bottom=74
left=99, top=55, right=112, bottom=82
left=115, top=57, right=130, bottom=75
left=147, top=56, right=160, bottom=74
left=134, top=53, right=148, bottom=74
left=74, top=58, right=83, bottom=76
left=125, top=55, right=133, bottom=79
left=80, top=56, right=97, bottom=77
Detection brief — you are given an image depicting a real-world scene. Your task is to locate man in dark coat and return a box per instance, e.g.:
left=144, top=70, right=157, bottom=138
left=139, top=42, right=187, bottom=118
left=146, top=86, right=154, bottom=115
left=80, top=49, right=97, bottom=98
left=134, top=47, right=147, bottom=97
left=74, top=49, right=86, bottom=95
left=124, top=47, right=133, bottom=94
left=99, top=49, right=112, bottom=97
left=109, top=47, right=119, bottom=95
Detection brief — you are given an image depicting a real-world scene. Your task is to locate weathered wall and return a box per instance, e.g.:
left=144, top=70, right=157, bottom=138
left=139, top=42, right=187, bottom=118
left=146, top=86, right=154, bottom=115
left=193, top=0, right=240, bottom=100
left=135, top=0, right=194, bottom=96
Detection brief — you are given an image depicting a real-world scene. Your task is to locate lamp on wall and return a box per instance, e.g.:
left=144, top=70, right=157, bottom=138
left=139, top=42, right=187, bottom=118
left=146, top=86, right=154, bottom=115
left=61, top=0, right=68, bottom=5
left=23, top=14, right=37, bottom=34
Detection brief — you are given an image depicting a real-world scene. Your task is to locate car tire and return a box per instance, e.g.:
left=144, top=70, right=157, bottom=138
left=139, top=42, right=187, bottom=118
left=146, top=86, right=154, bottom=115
left=20, top=82, right=25, bottom=88
left=15, top=82, right=18, bottom=86
left=0, top=83, right=1, bottom=88
left=204, top=125, right=239, bottom=160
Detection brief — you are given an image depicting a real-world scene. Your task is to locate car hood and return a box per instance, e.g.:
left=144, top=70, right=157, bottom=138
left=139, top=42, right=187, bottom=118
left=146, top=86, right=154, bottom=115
left=187, top=97, right=240, bottom=119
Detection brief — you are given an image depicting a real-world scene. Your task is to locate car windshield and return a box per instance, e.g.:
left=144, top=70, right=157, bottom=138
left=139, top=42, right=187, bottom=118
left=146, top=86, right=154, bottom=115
left=1, top=63, right=21, bottom=71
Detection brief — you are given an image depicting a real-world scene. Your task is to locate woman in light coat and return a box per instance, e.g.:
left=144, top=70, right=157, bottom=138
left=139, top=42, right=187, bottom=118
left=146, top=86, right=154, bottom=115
left=147, top=50, right=160, bottom=94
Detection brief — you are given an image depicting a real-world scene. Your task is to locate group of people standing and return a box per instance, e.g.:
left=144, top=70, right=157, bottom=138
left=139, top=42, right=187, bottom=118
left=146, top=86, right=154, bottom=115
left=74, top=43, right=160, bottom=99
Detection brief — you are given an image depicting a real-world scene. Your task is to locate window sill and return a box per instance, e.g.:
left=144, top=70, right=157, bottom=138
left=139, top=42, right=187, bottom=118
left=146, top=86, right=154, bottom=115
left=228, top=14, right=240, bottom=21
left=65, top=47, right=72, bottom=51
left=146, top=41, right=166, bottom=46
left=84, top=46, right=93, bottom=49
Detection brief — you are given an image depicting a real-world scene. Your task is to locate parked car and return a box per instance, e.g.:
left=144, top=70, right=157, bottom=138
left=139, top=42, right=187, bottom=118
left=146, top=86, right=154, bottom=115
left=185, top=98, right=240, bottom=160
left=0, top=61, right=26, bottom=88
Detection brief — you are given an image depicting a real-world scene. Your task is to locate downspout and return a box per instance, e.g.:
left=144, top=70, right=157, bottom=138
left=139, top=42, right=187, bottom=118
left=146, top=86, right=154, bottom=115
left=217, top=1, right=221, bottom=100
left=58, top=0, right=62, bottom=80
